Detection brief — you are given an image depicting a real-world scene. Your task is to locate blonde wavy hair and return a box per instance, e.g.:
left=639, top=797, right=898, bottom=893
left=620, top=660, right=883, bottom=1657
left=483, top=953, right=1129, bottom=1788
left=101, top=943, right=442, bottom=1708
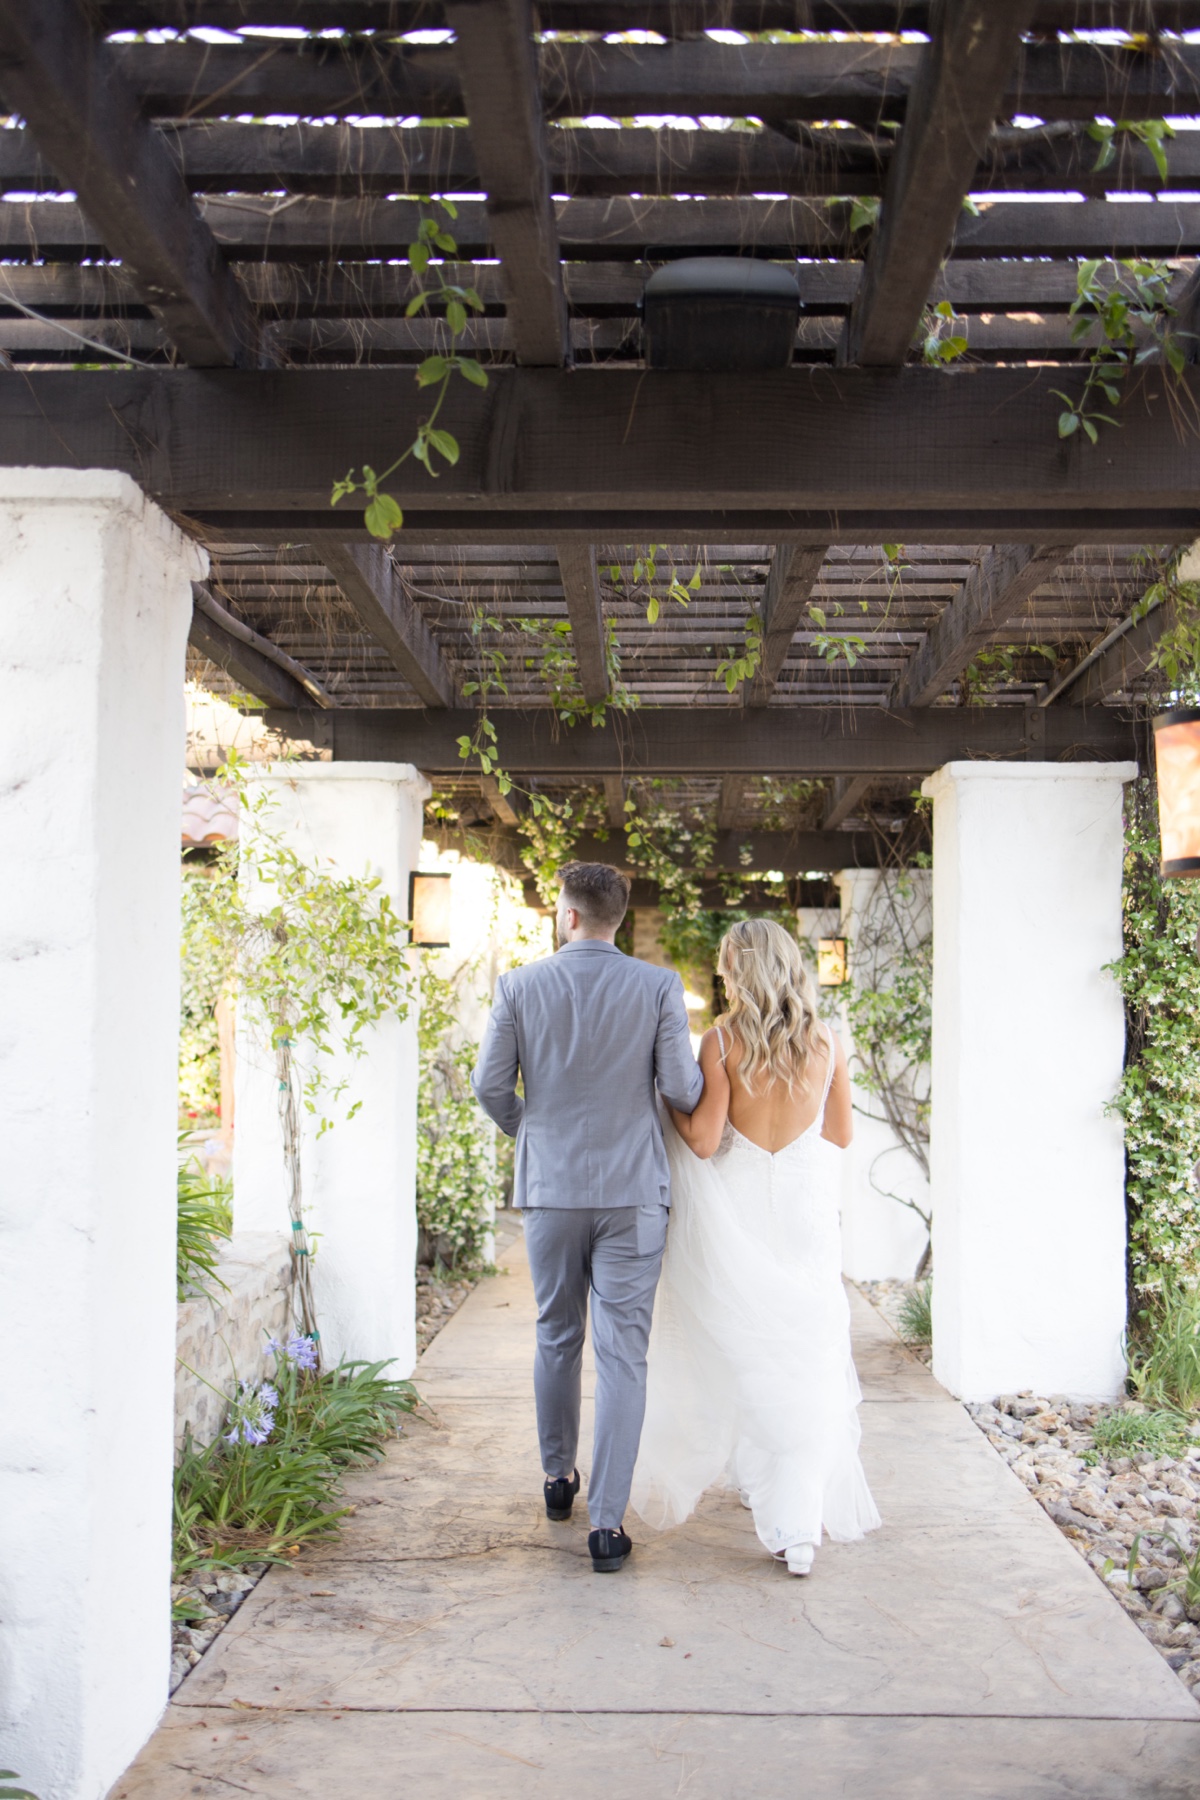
left=716, top=918, right=824, bottom=1095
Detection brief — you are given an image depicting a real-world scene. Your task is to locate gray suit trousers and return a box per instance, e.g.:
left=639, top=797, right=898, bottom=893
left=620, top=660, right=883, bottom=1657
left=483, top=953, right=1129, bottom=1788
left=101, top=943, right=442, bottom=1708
left=523, top=1204, right=668, bottom=1530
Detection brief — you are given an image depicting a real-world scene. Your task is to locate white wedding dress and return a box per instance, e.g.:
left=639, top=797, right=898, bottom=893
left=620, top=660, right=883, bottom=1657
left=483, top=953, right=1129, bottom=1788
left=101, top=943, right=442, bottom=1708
left=630, top=1028, right=882, bottom=1557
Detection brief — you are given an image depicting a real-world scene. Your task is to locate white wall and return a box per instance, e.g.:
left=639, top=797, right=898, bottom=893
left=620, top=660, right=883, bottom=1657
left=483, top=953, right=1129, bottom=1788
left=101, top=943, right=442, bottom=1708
left=924, top=762, right=1135, bottom=1401
left=0, top=471, right=204, bottom=1799
left=233, top=764, right=429, bottom=1375
left=835, top=870, right=933, bottom=1283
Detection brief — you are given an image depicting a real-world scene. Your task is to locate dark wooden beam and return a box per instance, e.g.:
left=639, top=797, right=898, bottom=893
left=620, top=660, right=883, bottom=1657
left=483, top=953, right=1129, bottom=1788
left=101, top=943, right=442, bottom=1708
left=189, top=592, right=316, bottom=710
left=748, top=546, right=829, bottom=706
left=892, top=545, right=1074, bottom=708
left=289, top=704, right=1139, bottom=774
left=10, top=196, right=1200, bottom=264
left=556, top=546, right=610, bottom=705
left=481, top=774, right=521, bottom=825
left=308, top=535, right=455, bottom=708
left=842, top=2, right=1035, bottom=368
left=5, top=368, right=1200, bottom=539
left=444, top=0, right=569, bottom=366
left=823, top=776, right=875, bottom=830
left=97, top=37, right=1200, bottom=129
left=0, top=0, right=261, bottom=367
left=1059, top=603, right=1176, bottom=707
left=716, top=775, right=746, bottom=830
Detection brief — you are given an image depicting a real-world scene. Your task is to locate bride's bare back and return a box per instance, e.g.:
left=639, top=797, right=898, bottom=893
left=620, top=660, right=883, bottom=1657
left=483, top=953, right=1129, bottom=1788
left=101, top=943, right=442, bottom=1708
left=671, top=1023, right=853, bottom=1159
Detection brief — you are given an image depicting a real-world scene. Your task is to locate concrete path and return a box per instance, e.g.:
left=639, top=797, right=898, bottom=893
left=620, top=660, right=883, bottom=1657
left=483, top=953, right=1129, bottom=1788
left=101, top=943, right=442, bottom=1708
left=114, top=1226, right=1200, bottom=1799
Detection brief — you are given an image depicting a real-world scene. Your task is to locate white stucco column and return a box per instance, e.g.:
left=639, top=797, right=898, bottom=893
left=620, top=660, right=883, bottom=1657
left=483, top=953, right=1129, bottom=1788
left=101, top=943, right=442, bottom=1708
left=835, top=869, right=934, bottom=1282
left=0, top=471, right=204, bottom=1800
left=233, top=764, right=429, bottom=1374
left=922, top=762, right=1136, bottom=1401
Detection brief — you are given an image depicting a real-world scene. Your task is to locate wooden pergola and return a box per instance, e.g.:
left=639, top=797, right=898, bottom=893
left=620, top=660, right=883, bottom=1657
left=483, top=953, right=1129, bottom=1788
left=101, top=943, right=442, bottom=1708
left=1, top=0, right=1195, bottom=883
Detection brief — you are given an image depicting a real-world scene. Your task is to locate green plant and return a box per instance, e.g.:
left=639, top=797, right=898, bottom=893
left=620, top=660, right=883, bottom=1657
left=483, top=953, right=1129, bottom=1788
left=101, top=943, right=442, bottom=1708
left=180, top=863, right=229, bottom=1126
left=330, top=199, right=487, bottom=539
left=1052, top=257, right=1187, bottom=444
left=919, top=299, right=968, bottom=367
left=0, top=1777, right=39, bottom=1800
left=516, top=787, right=608, bottom=906
left=897, top=1280, right=933, bottom=1347
left=176, top=1139, right=232, bottom=1301
left=1108, top=784, right=1200, bottom=1294
left=417, top=960, right=504, bottom=1272
left=604, top=545, right=701, bottom=624
left=173, top=1343, right=415, bottom=1578
left=960, top=643, right=1056, bottom=704
left=1126, top=1527, right=1200, bottom=1615
left=1128, top=1283, right=1200, bottom=1413
left=1092, top=1405, right=1191, bottom=1459
left=1087, top=117, right=1175, bottom=181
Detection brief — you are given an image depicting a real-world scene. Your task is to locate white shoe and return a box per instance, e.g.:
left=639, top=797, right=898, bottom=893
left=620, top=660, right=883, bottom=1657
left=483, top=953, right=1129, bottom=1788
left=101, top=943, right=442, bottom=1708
left=784, top=1543, right=815, bottom=1576
left=738, top=1489, right=752, bottom=1510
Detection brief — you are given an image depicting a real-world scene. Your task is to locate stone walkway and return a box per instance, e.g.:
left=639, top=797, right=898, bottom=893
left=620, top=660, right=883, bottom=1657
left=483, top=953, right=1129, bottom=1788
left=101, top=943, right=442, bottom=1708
left=114, top=1227, right=1200, bottom=1799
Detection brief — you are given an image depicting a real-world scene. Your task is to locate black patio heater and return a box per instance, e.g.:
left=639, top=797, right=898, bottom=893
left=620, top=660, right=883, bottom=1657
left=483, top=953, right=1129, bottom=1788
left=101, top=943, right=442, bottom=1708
left=640, top=257, right=800, bottom=371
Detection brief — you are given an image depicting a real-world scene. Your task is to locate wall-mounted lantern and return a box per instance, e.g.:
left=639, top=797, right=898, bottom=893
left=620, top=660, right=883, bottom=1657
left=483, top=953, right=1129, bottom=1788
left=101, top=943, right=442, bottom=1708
left=818, top=937, right=848, bottom=987
left=409, top=871, right=451, bottom=948
left=640, top=257, right=800, bottom=371
left=1153, top=710, right=1200, bottom=877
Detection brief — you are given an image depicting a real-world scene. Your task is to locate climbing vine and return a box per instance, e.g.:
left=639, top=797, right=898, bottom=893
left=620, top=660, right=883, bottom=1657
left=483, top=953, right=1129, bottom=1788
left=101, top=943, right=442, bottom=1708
left=416, top=961, right=503, bottom=1272
left=1108, top=785, right=1200, bottom=1296
left=1053, top=257, right=1189, bottom=445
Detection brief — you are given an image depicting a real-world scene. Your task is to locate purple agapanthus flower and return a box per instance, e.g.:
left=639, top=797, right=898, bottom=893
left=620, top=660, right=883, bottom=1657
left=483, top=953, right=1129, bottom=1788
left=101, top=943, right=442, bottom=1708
left=267, top=1333, right=318, bottom=1372
left=224, top=1379, right=278, bottom=1448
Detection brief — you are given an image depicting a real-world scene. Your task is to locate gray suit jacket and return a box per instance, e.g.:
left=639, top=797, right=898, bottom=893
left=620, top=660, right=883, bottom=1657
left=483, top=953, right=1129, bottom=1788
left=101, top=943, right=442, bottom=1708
left=471, top=941, right=702, bottom=1210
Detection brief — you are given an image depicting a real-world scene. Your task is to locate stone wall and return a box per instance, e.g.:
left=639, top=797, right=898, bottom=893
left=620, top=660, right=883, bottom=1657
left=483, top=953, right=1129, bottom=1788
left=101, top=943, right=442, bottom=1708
left=175, top=1232, right=292, bottom=1450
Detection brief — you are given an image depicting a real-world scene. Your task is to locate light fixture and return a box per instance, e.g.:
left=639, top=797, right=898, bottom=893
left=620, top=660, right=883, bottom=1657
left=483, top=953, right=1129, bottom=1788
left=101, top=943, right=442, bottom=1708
left=408, top=871, right=451, bottom=947
left=818, top=938, right=848, bottom=987
left=640, top=257, right=800, bottom=372
left=1153, top=709, right=1200, bottom=877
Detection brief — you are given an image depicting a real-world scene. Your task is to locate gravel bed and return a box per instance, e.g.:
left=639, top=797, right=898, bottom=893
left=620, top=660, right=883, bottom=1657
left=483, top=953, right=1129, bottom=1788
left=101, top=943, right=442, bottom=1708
left=965, top=1394, right=1200, bottom=1697
left=416, top=1264, right=482, bottom=1354
left=170, top=1565, right=266, bottom=1693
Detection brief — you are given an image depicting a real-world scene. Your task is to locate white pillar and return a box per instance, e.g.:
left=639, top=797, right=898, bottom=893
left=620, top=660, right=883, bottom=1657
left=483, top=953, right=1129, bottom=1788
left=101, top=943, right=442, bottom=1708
left=233, top=764, right=429, bottom=1375
left=0, top=472, right=204, bottom=1800
left=922, top=762, right=1136, bottom=1401
left=835, top=869, right=933, bottom=1282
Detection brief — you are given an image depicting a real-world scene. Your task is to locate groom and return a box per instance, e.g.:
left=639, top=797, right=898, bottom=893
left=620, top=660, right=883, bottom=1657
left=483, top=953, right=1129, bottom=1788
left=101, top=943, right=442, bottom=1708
left=472, top=861, right=702, bottom=1572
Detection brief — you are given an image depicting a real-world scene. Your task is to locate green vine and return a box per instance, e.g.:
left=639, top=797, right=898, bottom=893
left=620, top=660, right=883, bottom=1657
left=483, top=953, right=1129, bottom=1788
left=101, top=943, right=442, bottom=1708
left=1108, top=784, right=1200, bottom=1296
left=416, top=960, right=502, bottom=1272
left=604, top=545, right=702, bottom=624
left=1087, top=117, right=1175, bottom=181
left=1053, top=257, right=1188, bottom=445
left=330, top=199, right=488, bottom=540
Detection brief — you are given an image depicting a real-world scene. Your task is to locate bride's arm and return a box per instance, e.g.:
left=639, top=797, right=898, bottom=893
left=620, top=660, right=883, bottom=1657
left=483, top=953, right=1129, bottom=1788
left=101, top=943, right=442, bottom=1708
left=821, top=1031, right=854, bottom=1148
left=668, top=1029, right=730, bottom=1159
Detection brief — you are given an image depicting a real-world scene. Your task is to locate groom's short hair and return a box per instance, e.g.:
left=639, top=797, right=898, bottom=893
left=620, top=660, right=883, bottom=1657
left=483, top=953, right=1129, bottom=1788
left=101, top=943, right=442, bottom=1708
left=559, top=861, right=631, bottom=930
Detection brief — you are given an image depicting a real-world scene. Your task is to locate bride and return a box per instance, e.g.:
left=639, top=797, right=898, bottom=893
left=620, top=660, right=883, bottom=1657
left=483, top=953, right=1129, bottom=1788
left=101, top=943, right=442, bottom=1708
left=630, top=918, right=881, bottom=1575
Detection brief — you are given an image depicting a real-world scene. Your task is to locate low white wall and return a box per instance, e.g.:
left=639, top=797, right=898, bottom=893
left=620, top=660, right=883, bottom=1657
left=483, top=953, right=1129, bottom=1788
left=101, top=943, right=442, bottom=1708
left=924, top=762, right=1134, bottom=1402
left=176, top=1234, right=292, bottom=1450
left=0, top=471, right=204, bottom=1800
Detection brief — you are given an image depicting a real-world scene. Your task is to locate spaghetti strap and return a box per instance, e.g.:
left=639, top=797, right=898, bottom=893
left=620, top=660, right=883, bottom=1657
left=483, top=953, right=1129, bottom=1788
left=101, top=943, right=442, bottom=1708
left=818, top=1025, right=837, bottom=1116
left=715, top=1024, right=729, bottom=1065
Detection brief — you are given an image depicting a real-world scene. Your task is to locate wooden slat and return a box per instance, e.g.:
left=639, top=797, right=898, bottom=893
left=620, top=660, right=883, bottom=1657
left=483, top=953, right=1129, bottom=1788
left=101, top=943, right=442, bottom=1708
left=892, top=545, right=1074, bottom=708
left=98, top=38, right=1200, bottom=128
left=309, top=536, right=455, bottom=708
left=823, top=776, right=875, bottom=830
left=748, top=547, right=830, bottom=705
left=0, top=0, right=261, bottom=367
left=557, top=546, right=609, bottom=704
left=4, top=368, right=1200, bottom=538
left=306, top=704, right=1138, bottom=773
left=716, top=775, right=746, bottom=829
left=842, top=1, right=1036, bottom=368
left=11, top=196, right=1200, bottom=264
left=444, top=0, right=569, bottom=366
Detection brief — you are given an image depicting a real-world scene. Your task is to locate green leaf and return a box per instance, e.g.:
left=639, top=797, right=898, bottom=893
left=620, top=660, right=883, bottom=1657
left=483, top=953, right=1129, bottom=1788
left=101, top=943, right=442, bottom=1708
left=427, top=428, right=460, bottom=465
left=1058, top=410, right=1080, bottom=437
left=456, top=357, right=489, bottom=387
left=808, top=604, right=826, bottom=628
left=363, top=492, right=404, bottom=540
left=646, top=595, right=660, bottom=624
left=446, top=299, right=467, bottom=334
left=408, top=241, right=430, bottom=274
left=416, top=354, right=448, bottom=388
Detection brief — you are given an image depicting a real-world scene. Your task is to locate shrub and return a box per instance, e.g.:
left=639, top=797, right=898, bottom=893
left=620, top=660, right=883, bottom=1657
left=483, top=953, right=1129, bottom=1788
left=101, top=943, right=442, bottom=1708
left=176, top=1139, right=232, bottom=1301
left=1092, top=1406, right=1191, bottom=1460
left=897, top=1280, right=933, bottom=1347
left=1128, top=1281, right=1200, bottom=1413
left=417, top=962, right=502, bottom=1272
left=173, top=1336, right=416, bottom=1578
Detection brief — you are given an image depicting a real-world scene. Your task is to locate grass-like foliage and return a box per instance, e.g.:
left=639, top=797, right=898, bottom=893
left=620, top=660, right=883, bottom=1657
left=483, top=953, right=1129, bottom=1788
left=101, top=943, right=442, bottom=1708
left=897, top=1280, right=933, bottom=1348
left=174, top=1340, right=417, bottom=1578
left=1129, top=1281, right=1200, bottom=1414
left=176, top=1137, right=232, bottom=1301
left=1092, top=1406, right=1191, bottom=1461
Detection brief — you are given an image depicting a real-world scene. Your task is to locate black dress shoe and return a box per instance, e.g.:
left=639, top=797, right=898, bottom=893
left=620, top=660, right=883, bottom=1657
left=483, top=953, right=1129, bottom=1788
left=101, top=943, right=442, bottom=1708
left=588, top=1527, right=632, bottom=1572
left=544, top=1468, right=580, bottom=1521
